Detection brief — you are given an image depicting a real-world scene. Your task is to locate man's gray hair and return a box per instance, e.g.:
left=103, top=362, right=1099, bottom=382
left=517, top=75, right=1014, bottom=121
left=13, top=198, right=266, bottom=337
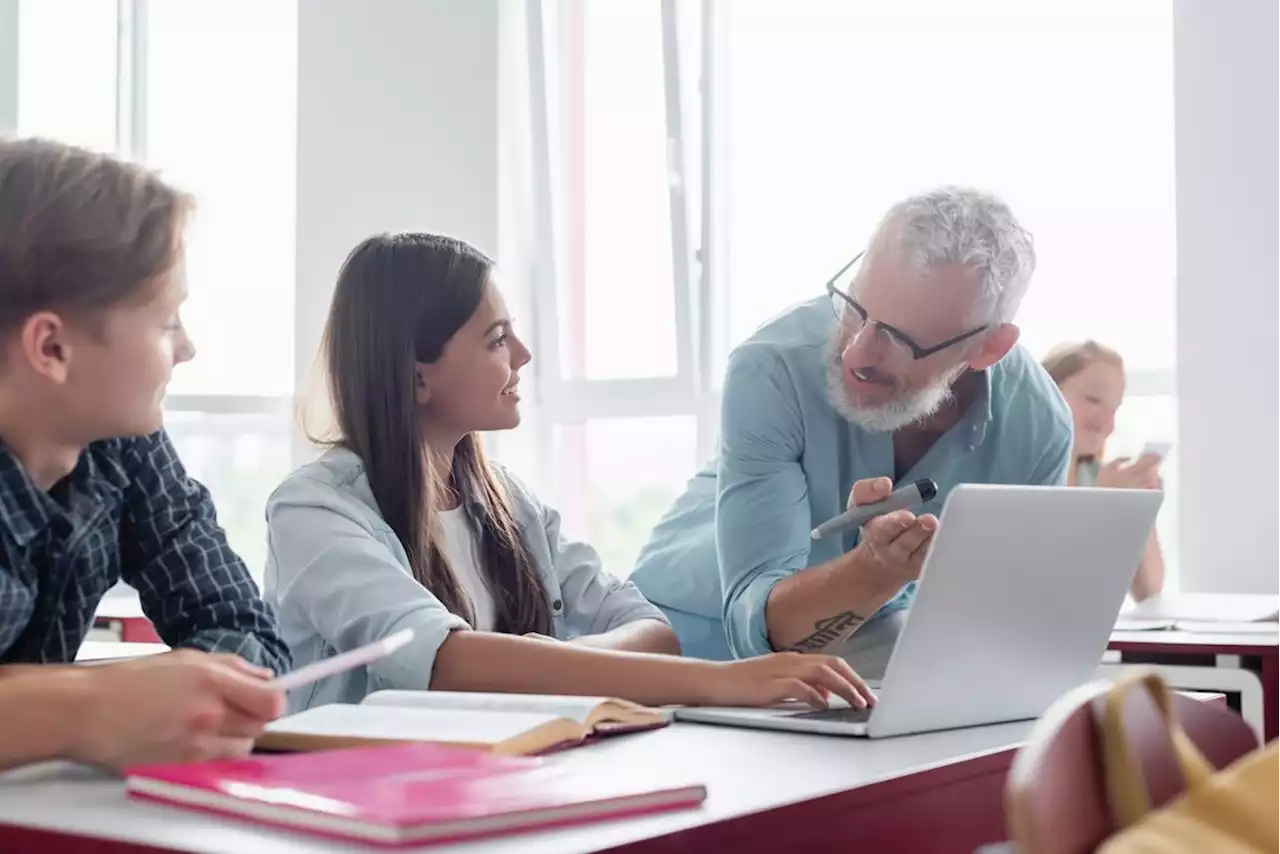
left=870, top=186, right=1035, bottom=324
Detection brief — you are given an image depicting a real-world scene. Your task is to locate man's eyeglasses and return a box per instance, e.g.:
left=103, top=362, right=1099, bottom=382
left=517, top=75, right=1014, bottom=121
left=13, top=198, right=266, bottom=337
left=825, top=251, right=989, bottom=362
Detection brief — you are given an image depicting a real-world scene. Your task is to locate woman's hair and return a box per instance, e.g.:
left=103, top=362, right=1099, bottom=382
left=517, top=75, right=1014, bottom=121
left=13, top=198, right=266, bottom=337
left=1042, top=340, right=1125, bottom=465
left=0, top=137, right=192, bottom=340
left=318, top=232, right=551, bottom=635
left=1041, top=339, right=1125, bottom=388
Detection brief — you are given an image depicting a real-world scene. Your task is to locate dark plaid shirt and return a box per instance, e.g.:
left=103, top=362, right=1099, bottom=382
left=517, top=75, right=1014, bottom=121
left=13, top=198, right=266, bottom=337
left=0, top=430, right=291, bottom=672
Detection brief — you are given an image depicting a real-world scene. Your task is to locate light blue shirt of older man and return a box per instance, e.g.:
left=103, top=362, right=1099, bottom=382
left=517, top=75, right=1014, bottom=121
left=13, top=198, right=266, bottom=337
left=629, top=297, right=1073, bottom=662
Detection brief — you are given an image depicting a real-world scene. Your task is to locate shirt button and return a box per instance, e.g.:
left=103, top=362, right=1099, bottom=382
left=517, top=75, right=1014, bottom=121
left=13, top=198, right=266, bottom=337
left=552, top=599, right=563, bottom=612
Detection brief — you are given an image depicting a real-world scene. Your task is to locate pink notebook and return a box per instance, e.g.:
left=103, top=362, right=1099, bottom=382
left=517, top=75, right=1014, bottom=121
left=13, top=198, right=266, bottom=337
left=125, top=744, right=706, bottom=847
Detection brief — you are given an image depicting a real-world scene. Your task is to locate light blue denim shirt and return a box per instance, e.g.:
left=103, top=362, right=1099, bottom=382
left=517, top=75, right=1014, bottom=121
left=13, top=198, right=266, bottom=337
left=630, top=297, right=1072, bottom=660
left=263, top=447, right=668, bottom=712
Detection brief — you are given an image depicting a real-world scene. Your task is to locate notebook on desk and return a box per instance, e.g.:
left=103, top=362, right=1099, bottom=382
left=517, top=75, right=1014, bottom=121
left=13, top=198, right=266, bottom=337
left=258, top=691, right=672, bottom=756
left=125, top=744, right=706, bottom=847
left=676, top=484, right=1163, bottom=738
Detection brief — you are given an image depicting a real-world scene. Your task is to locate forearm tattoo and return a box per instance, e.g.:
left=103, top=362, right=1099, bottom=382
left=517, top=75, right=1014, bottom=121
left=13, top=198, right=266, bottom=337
left=786, top=610, right=866, bottom=653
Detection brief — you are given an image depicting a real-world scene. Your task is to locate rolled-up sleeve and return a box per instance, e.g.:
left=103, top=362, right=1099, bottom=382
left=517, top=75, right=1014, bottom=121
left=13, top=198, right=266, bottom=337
left=717, top=348, right=812, bottom=658
left=543, top=502, right=670, bottom=637
left=267, top=480, right=469, bottom=690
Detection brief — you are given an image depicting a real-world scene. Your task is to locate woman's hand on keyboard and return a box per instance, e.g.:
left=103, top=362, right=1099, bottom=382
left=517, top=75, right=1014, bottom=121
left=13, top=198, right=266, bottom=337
left=695, top=653, right=877, bottom=710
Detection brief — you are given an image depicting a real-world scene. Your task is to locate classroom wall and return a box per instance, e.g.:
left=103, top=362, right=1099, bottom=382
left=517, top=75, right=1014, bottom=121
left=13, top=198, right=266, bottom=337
left=293, top=0, right=504, bottom=460
left=1173, top=0, right=1280, bottom=594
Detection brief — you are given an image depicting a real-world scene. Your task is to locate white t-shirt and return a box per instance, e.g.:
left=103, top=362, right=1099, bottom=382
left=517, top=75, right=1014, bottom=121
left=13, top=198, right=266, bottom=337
left=438, top=507, right=496, bottom=631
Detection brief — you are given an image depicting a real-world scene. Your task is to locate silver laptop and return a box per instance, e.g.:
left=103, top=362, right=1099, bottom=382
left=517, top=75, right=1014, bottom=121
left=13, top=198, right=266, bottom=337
left=677, top=483, right=1162, bottom=738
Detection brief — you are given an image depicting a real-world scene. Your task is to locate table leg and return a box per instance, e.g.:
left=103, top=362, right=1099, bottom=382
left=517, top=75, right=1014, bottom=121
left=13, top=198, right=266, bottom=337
left=1262, top=653, right=1277, bottom=743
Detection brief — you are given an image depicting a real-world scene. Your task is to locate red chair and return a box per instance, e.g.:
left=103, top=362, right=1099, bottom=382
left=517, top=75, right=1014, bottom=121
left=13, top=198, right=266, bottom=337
left=1004, top=679, right=1258, bottom=854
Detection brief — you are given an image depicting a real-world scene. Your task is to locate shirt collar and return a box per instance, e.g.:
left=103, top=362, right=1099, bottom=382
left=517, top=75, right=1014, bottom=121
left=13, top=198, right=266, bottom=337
left=453, top=464, right=494, bottom=520
left=957, top=368, right=993, bottom=450
left=0, top=441, right=125, bottom=547
left=0, top=442, right=65, bottom=547
left=962, top=368, right=995, bottom=450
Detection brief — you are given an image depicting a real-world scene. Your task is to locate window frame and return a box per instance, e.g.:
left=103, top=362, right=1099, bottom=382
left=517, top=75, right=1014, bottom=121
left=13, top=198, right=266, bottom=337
left=516, top=0, right=716, bottom=465
left=518, top=0, right=1179, bottom=457
left=113, top=0, right=299, bottom=430
left=0, top=0, right=298, bottom=430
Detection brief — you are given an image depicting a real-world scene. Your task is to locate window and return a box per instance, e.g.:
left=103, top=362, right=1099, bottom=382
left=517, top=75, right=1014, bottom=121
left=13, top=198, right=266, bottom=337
left=8, top=1, right=299, bottom=581
left=716, top=0, right=1178, bottom=577
left=145, top=0, right=298, bottom=398
left=163, top=410, right=293, bottom=576
left=717, top=0, right=1174, bottom=375
left=14, top=0, right=118, bottom=151
left=146, top=1, right=298, bottom=578
left=553, top=0, right=679, bottom=381
left=512, top=0, right=1180, bottom=582
left=495, top=0, right=705, bottom=572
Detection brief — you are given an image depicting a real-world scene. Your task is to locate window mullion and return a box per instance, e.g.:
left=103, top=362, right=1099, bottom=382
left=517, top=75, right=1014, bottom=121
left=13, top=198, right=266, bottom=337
left=694, top=0, right=725, bottom=463
left=524, top=0, right=566, bottom=494
left=661, top=0, right=696, bottom=394
left=115, top=0, right=148, bottom=160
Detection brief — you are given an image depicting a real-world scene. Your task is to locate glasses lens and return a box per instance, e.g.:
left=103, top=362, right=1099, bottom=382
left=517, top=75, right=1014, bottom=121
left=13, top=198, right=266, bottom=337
left=879, top=328, right=915, bottom=363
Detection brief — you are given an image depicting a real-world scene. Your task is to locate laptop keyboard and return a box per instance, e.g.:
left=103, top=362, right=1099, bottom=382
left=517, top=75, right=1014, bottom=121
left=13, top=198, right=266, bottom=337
left=790, top=705, right=874, bottom=724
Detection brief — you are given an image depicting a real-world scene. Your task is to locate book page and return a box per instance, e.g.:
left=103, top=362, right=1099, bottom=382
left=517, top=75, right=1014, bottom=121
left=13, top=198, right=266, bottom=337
left=1172, top=620, right=1280, bottom=635
left=266, top=704, right=565, bottom=745
left=1113, top=617, right=1176, bottom=632
left=1125, top=593, right=1279, bottom=624
left=362, top=690, right=621, bottom=724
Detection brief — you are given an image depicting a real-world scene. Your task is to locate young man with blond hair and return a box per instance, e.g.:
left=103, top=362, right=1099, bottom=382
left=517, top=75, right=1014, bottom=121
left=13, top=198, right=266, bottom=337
left=0, top=137, right=289, bottom=770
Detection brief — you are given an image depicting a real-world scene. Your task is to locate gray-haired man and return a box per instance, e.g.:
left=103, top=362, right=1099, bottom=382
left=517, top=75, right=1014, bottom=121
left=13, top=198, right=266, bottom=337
left=630, top=186, right=1073, bottom=673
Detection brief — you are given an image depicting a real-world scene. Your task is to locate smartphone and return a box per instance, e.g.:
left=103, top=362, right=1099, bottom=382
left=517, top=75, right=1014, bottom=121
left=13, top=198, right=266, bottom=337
left=1139, top=440, right=1172, bottom=461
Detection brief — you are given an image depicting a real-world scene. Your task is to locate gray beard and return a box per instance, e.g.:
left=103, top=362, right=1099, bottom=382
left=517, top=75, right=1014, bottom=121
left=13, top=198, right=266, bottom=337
left=825, top=336, right=963, bottom=433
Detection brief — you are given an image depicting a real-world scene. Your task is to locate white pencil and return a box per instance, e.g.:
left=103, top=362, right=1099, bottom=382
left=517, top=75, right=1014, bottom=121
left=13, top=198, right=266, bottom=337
left=268, top=628, right=416, bottom=692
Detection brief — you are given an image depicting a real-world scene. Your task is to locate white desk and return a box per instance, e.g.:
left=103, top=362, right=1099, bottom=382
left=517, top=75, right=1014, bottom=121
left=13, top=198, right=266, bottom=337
left=93, top=585, right=146, bottom=619
left=74, top=642, right=170, bottom=663
left=0, top=719, right=1033, bottom=854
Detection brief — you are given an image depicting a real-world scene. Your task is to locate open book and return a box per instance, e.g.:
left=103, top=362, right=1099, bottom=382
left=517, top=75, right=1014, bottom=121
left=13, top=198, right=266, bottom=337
left=1116, top=593, right=1280, bottom=632
left=258, top=691, right=673, bottom=756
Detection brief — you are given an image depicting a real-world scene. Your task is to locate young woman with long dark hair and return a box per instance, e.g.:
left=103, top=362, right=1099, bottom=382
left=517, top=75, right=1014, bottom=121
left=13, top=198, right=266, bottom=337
left=264, top=233, right=875, bottom=712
